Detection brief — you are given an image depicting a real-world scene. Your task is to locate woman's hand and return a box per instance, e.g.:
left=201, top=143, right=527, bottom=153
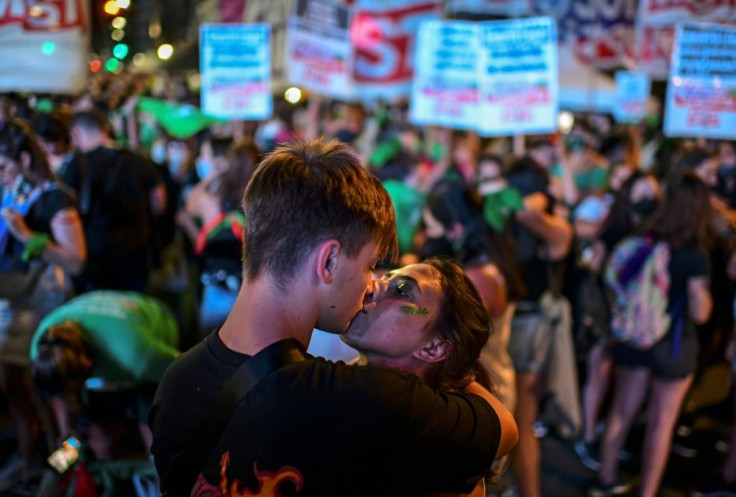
left=1, top=207, right=32, bottom=242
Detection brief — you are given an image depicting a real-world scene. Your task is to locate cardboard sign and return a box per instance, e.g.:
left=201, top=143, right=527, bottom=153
left=664, top=22, right=736, bottom=139
left=200, top=23, right=272, bottom=119
left=478, top=17, right=559, bottom=136
left=0, top=0, right=88, bottom=93
left=286, top=0, right=353, bottom=100
left=409, top=20, right=481, bottom=129
left=614, top=71, right=651, bottom=123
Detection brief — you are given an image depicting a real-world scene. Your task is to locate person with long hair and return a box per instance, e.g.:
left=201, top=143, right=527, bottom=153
left=591, top=172, right=713, bottom=497
left=342, top=257, right=519, bottom=497
left=177, top=138, right=261, bottom=332
left=574, top=171, right=662, bottom=470
left=0, top=118, right=86, bottom=489
left=420, top=180, right=525, bottom=411
left=504, top=156, right=573, bottom=497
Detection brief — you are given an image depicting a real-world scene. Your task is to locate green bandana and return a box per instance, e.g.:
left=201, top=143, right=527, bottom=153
left=21, top=233, right=50, bottom=262
left=136, top=97, right=225, bottom=139
left=483, top=187, right=524, bottom=232
left=369, top=138, right=402, bottom=168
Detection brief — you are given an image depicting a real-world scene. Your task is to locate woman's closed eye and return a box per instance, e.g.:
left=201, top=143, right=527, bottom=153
left=394, top=280, right=413, bottom=298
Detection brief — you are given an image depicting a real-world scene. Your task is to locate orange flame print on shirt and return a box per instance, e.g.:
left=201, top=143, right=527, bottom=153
left=194, top=452, right=304, bottom=497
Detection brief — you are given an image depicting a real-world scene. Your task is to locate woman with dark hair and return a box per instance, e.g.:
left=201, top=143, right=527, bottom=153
left=591, top=172, right=713, bottom=497
left=341, top=257, right=518, bottom=496
left=0, top=118, right=86, bottom=489
left=420, top=180, right=524, bottom=411
left=322, top=256, right=519, bottom=470
left=574, top=171, right=661, bottom=469
left=177, top=138, right=261, bottom=333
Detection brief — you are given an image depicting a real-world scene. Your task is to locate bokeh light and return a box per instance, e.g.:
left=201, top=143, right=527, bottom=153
left=111, top=17, right=127, bottom=30
left=157, top=44, right=174, bottom=60
left=284, top=87, right=302, bottom=104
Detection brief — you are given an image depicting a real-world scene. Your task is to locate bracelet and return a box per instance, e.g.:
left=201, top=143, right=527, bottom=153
left=21, top=233, right=50, bottom=262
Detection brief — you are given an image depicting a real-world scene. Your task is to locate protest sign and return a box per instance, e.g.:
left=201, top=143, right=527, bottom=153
left=200, top=23, right=272, bottom=119
left=664, top=22, right=736, bottom=139
left=409, top=20, right=481, bottom=129
left=0, top=0, right=88, bottom=93
left=350, top=0, right=441, bottom=101
left=636, top=0, right=734, bottom=80
left=532, top=0, right=637, bottom=70
left=478, top=17, right=559, bottom=136
left=614, top=71, right=651, bottom=123
left=286, top=0, right=353, bottom=100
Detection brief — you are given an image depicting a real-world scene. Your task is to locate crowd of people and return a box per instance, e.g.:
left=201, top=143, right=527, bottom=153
left=0, top=68, right=735, bottom=497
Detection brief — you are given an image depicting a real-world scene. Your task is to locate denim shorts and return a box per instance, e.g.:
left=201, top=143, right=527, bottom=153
left=508, top=309, right=552, bottom=374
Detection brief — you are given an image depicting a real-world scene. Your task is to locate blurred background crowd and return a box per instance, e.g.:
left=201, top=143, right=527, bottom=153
left=1, top=0, right=736, bottom=496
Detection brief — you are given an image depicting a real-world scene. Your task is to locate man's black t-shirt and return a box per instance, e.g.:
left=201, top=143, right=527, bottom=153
left=61, top=146, right=161, bottom=255
left=150, top=332, right=501, bottom=497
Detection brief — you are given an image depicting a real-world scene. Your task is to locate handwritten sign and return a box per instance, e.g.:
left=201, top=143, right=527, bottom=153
left=478, top=17, right=559, bottom=136
left=614, top=71, right=651, bottom=123
left=286, top=0, right=353, bottom=100
left=200, top=23, right=272, bottom=119
left=410, top=20, right=481, bottom=129
left=664, top=22, right=736, bottom=139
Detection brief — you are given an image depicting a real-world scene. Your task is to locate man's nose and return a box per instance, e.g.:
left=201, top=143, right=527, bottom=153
left=364, top=279, right=390, bottom=304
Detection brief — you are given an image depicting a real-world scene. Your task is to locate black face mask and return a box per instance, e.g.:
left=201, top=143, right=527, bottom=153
left=632, top=198, right=658, bottom=217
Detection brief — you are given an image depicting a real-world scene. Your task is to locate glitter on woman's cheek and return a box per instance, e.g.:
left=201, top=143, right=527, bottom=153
left=399, top=304, right=429, bottom=316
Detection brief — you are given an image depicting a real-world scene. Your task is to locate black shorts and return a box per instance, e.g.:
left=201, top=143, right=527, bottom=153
left=612, top=329, right=697, bottom=379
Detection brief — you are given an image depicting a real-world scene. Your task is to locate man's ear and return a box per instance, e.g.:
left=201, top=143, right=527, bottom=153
left=315, top=239, right=341, bottom=284
left=414, top=336, right=450, bottom=364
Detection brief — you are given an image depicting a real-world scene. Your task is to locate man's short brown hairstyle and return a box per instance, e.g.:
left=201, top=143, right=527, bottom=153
left=243, top=138, right=398, bottom=287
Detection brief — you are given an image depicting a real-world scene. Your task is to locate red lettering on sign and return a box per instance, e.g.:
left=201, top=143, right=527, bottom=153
left=0, top=0, right=85, bottom=31
left=351, top=2, right=439, bottom=84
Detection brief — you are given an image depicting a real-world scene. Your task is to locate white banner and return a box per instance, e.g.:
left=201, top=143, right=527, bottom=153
left=478, top=17, right=559, bottom=136
left=285, top=0, right=353, bottom=100
left=409, top=20, right=481, bottom=129
left=350, top=0, right=441, bottom=101
left=0, top=0, right=88, bottom=93
left=200, top=23, right=272, bottom=120
left=614, top=71, right=651, bottom=123
left=664, top=22, right=736, bottom=139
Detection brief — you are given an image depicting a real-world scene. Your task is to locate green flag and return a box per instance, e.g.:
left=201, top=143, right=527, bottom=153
left=137, top=97, right=225, bottom=139
left=483, top=187, right=524, bottom=232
